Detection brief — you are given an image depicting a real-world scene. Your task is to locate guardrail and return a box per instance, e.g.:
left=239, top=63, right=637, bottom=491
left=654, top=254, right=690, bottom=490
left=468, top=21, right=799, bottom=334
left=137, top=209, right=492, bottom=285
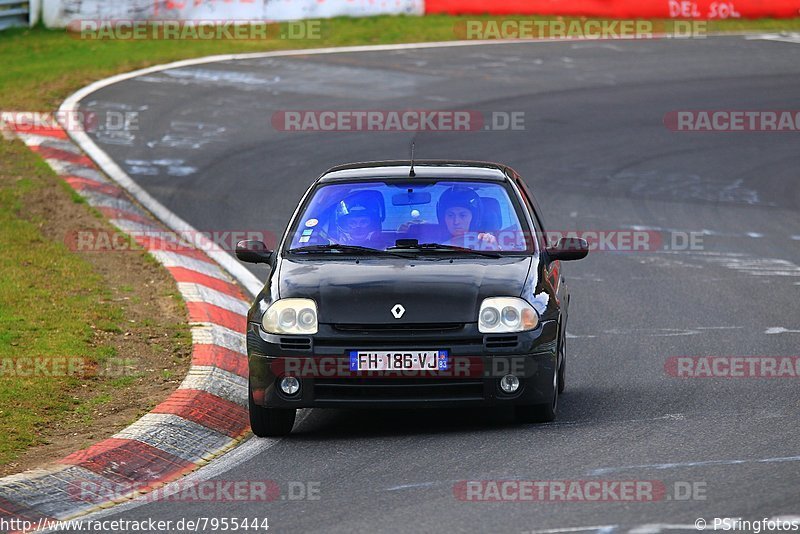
left=0, top=0, right=30, bottom=30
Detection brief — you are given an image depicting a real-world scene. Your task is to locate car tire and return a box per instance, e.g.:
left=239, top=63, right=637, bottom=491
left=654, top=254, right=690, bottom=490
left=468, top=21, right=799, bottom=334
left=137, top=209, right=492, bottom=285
left=514, top=365, right=558, bottom=424
left=249, top=388, right=296, bottom=437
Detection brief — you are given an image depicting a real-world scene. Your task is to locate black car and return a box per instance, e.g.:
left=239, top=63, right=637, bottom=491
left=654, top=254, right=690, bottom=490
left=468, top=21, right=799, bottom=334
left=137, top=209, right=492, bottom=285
left=236, top=160, right=588, bottom=436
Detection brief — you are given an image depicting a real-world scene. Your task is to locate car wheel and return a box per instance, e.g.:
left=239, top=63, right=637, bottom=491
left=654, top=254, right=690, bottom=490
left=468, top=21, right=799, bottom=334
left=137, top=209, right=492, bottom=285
left=557, top=326, right=566, bottom=394
left=514, top=364, right=558, bottom=424
left=249, top=387, right=296, bottom=437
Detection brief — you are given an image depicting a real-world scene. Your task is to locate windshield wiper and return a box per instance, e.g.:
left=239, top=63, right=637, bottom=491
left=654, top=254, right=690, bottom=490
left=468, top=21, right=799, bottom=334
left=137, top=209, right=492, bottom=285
left=288, top=244, right=406, bottom=257
left=388, top=242, right=502, bottom=258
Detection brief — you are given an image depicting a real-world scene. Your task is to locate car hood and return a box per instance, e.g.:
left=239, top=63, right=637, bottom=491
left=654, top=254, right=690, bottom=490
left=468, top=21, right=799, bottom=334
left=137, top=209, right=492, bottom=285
left=277, top=256, right=533, bottom=324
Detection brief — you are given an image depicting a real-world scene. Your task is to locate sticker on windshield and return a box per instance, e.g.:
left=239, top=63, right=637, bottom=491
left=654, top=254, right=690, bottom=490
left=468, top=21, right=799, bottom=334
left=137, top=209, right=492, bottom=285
left=299, top=236, right=311, bottom=243
left=302, top=229, right=314, bottom=236
left=305, top=218, right=318, bottom=228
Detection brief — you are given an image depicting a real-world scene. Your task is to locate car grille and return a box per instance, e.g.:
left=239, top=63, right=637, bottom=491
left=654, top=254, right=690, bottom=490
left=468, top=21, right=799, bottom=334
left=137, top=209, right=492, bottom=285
left=318, top=323, right=482, bottom=348
left=333, top=323, right=464, bottom=333
left=313, top=377, right=484, bottom=402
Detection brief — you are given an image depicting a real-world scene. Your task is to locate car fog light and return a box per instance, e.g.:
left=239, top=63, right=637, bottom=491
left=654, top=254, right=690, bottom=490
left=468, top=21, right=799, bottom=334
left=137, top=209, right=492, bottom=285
left=499, top=374, right=520, bottom=393
left=279, top=376, right=301, bottom=396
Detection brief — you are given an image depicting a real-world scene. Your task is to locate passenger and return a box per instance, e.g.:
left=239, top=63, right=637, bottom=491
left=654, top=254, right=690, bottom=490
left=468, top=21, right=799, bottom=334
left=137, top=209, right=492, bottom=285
left=437, top=187, right=499, bottom=250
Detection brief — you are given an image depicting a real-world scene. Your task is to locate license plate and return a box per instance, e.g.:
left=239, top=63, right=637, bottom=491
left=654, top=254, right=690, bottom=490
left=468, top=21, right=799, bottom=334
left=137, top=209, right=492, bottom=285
left=349, top=350, right=448, bottom=371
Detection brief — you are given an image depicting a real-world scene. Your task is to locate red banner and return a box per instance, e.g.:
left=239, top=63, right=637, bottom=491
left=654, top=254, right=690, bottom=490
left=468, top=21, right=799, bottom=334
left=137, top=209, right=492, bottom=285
left=426, top=0, right=800, bottom=20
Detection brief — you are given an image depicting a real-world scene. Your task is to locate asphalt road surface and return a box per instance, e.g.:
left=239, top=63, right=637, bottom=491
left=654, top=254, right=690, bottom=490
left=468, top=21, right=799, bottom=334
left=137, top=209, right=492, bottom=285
left=72, top=35, right=799, bottom=533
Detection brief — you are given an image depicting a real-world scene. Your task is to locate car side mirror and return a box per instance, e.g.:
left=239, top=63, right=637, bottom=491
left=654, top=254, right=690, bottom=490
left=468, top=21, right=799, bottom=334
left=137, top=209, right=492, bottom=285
left=236, top=240, right=273, bottom=264
left=546, top=237, right=588, bottom=261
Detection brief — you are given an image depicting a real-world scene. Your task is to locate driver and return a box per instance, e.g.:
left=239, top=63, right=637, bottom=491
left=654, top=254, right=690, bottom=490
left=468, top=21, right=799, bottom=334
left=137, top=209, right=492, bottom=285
left=334, top=191, right=383, bottom=246
left=437, top=186, right=499, bottom=250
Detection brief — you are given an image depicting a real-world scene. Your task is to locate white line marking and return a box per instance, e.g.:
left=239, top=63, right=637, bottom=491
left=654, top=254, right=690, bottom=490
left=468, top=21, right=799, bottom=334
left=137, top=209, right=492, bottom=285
left=524, top=526, right=618, bottom=534
left=765, top=327, right=800, bottom=335
left=386, top=481, right=438, bottom=491
left=589, top=454, right=800, bottom=476
left=627, top=224, right=772, bottom=240
left=570, top=327, right=742, bottom=338
left=566, top=332, right=597, bottom=339
left=746, top=32, right=800, bottom=44
left=628, top=525, right=700, bottom=533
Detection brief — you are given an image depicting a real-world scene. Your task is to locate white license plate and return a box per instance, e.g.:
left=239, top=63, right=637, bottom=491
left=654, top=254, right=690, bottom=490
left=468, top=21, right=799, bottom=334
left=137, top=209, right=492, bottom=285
left=349, top=350, right=449, bottom=371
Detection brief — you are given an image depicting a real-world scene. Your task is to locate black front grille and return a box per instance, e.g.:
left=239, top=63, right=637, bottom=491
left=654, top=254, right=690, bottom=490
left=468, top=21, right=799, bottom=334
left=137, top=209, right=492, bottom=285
left=279, top=337, right=312, bottom=351
left=314, top=377, right=484, bottom=402
left=333, top=323, right=464, bottom=333
left=484, top=335, right=519, bottom=349
left=316, top=337, right=482, bottom=348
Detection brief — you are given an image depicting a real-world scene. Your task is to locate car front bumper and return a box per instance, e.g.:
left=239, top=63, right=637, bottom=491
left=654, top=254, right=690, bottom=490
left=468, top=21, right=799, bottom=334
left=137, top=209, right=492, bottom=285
left=247, top=320, right=559, bottom=409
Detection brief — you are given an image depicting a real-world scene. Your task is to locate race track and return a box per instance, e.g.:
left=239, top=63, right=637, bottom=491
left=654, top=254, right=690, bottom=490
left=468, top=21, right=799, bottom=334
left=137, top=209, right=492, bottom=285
left=72, top=35, right=800, bottom=533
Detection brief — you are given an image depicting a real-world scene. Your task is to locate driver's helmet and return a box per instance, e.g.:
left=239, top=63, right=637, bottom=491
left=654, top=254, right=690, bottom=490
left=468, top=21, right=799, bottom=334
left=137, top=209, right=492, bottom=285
left=334, top=190, right=383, bottom=244
left=437, top=186, right=482, bottom=231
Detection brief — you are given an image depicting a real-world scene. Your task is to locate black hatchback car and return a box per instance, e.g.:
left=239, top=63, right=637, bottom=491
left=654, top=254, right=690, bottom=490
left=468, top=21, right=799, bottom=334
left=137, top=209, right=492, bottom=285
left=236, top=160, right=588, bottom=436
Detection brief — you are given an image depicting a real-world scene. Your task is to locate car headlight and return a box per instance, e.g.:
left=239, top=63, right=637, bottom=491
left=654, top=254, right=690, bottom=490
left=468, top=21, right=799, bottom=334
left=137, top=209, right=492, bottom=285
left=478, top=297, right=539, bottom=333
left=262, top=299, right=318, bottom=335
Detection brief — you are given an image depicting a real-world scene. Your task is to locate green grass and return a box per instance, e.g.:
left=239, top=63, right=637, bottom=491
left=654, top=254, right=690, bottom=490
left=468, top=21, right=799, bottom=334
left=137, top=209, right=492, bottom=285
left=1, top=15, right=799, bottom=110
left=0, top=141, right=130, bottom=464
left=110, top=375, right=140, bottom=388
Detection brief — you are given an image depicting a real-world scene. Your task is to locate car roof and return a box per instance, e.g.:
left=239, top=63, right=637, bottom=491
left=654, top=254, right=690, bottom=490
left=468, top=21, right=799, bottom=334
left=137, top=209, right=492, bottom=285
left=317, top=160, right=513, bottom=183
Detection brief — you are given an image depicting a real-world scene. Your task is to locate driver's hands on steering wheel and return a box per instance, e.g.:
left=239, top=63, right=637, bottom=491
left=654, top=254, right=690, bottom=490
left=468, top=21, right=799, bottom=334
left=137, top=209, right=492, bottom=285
left=475, top=232, right=500, bottom=250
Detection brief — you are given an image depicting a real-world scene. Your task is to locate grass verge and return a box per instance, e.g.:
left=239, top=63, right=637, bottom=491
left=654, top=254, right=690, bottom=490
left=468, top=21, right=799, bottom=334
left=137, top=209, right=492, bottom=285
left=0, top=138, right=191, bottom=474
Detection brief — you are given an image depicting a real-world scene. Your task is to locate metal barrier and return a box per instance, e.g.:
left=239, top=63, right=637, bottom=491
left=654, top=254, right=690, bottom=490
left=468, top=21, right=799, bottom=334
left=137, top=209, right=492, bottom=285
left=0, top=0, right=30, bottom=30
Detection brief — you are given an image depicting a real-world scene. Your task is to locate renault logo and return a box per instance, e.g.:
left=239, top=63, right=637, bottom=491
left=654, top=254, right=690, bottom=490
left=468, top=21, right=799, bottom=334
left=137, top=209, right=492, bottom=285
left=391, top=304, right=405, bottom=319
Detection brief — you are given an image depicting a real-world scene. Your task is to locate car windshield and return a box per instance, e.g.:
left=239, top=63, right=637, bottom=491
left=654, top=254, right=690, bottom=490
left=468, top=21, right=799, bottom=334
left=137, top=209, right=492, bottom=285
left=286, top=179, right=533, bottom=254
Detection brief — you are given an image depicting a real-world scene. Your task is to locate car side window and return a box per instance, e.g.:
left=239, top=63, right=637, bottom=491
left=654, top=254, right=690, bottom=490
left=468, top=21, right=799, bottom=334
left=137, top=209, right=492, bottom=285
left=515, top=178, right=548, bottom=250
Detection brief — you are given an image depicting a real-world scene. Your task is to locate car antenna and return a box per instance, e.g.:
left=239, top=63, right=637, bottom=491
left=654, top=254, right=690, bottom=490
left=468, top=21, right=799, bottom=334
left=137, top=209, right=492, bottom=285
left=409, top=141, right=416, bottom=177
